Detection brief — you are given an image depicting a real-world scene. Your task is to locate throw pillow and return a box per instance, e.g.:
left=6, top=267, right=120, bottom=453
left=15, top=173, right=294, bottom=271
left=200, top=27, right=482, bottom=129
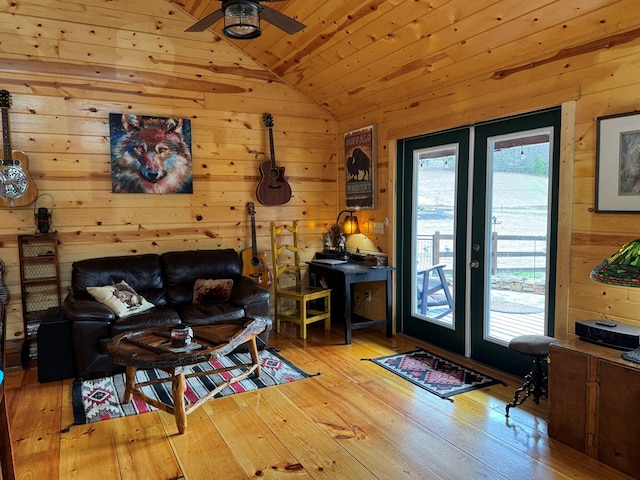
left=193, top=278, right=234, bottom=304
left=87, top=280, right=155, bottom=318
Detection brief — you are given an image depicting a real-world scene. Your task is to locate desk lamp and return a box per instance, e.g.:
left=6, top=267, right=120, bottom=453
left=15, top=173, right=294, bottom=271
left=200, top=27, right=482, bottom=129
left=590, top=239, right=640, bottom=363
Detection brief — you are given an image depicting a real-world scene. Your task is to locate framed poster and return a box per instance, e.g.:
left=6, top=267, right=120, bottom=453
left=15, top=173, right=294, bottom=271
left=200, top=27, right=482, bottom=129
left=596, top=111, right=640, bottom=212
left=109, top=113, right=193, bottom=194
left=344, top=124, right=376, bottom=208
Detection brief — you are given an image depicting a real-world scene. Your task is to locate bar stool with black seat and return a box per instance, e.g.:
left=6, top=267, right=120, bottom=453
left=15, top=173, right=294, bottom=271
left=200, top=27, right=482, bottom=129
left=505, top=334, right=557, bottom=417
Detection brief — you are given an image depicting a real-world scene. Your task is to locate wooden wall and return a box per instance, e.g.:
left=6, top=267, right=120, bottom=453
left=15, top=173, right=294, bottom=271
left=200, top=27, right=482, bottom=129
left=3, top=0, right=640, bottom=350
left=339, top=18, right=640, bottom=340
left=0, top=0, right=337, bottom=339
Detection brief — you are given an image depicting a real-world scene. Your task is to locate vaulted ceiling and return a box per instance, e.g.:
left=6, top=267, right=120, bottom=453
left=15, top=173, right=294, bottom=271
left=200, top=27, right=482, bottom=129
left=172, top=0, right=640, bottom=119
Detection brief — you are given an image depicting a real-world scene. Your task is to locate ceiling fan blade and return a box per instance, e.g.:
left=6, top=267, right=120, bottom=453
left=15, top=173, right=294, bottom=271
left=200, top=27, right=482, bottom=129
left=185, top=9, right=224, bottom=32
left=260, top=5, right=306, bottom=35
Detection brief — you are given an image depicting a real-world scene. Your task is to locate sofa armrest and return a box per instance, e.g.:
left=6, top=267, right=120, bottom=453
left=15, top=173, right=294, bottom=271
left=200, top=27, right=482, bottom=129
left=230, top=276, right=270, bottom=306
left=63, top=293, right=115, bottom=323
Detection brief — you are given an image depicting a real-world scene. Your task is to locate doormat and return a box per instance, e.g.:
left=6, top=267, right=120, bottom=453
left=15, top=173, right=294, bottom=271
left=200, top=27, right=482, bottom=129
left=69, top=348, right=316, bottom=427
left=491, top=300, right=544, bottom=315
left=367, top=349, right=502, bottom=401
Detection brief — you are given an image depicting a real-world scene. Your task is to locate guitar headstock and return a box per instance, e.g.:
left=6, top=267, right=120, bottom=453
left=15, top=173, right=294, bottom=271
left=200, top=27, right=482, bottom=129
left=247, top=201, right=256, bottom=215
left=263, top=113, right=273, bottom=128
left=0, top=90, right=10, bottom=109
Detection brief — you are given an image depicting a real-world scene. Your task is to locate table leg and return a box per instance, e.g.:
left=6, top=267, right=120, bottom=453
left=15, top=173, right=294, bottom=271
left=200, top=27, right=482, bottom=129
left=172, top=371, right=187, bottom=434
left=123, top=366, right=137, bottom=403
left=344, top=279, right=352, bottom=344
left=385, top=270, right=393, bottom=338
left=248, top=336, right=261, bottom=378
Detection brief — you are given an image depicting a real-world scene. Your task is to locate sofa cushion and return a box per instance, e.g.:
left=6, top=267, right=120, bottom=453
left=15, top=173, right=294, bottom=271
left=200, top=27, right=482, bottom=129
left=193, top=278, right=234, bottom=304
left=71, top=254, right=168, bottom=306
left=175, top=302, right=246, bottom=325
left=87, top=280, right=155, bottom=318
left=111, top=306, right=181, bottom=335
left=161, top=249, right=242, bottom=305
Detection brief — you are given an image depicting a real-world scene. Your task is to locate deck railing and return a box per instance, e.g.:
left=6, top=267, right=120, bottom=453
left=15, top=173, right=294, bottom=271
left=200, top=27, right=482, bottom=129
left=416, top=232, right=547, bottom=275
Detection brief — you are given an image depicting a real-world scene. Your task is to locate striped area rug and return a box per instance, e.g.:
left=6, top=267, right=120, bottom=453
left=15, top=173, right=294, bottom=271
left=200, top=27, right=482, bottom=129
left=70, top=348, right=314, bottom=425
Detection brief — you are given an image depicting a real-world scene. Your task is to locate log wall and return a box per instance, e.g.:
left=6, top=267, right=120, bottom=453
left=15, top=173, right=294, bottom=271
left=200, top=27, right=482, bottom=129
left=0, top=0, right=337, bottom=339
left=339, top=20, right=640, bottom=340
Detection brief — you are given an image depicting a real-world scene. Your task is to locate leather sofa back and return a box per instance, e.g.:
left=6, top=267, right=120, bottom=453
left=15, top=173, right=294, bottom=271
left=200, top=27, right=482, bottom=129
left=161, top=249, right=242, bottom=305
left=71, top=254, right=167, bottom=305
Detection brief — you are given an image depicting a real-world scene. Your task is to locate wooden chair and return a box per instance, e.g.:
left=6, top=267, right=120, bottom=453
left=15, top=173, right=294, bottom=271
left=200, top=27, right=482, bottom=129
left=416, top=263, right=453, bottom=319
left=270, top=221, right=331, bottom=339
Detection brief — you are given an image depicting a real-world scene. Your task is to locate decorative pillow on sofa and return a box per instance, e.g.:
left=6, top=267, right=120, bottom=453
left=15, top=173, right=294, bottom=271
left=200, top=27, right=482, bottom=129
left=87, top=280, right=155, bottom=318
left=193, top=278, right=234, bottom=304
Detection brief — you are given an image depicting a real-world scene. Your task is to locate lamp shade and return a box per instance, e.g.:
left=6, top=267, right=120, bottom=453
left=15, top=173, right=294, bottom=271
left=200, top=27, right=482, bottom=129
left=342, top=215, right=360, bottom=235
left=590, top=239, right=640, bottom=286
left=223, top=1, right=261, bottom=39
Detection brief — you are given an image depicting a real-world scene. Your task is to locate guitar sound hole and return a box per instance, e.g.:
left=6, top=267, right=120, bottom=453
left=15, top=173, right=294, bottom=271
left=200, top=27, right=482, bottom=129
left=251, top=258, right=260, bottom=266
left=269, top=168, right=280, bottom=180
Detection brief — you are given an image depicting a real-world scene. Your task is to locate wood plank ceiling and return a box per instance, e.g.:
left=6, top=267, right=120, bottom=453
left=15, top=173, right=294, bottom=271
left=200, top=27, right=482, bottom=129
left=172, top=0, right=637, bottom=120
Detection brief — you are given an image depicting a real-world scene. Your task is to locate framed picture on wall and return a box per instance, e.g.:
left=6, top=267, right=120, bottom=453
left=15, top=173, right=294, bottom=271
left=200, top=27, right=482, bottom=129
left=596, top=111, right=640, bottom=212
left=109, top=113, right=193, bottom=194
left=344, top=124, right=376, bottom=209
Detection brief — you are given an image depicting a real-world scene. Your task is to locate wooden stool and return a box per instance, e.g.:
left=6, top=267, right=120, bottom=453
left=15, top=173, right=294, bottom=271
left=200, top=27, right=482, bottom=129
left=505, top=334, right=557, bottom=417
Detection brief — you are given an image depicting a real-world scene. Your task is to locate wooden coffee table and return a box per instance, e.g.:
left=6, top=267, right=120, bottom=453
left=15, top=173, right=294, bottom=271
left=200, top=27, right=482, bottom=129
left=107, top=316, right=267, bottom=434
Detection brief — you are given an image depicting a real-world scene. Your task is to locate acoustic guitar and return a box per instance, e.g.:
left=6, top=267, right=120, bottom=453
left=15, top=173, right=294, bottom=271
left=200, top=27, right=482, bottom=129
left=256, top=113, right=292, bottom=206
left=241, top=202, right=272, bottom=287
left=0, top=90, right=37, bottom=208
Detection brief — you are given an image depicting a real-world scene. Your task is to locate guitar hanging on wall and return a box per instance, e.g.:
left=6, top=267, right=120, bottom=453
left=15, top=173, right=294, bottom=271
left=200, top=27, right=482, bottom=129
left=241, top=202, right=272, bottom=287
left=0, top=90, right=37, bottom=208
left=256, top=113, right=292, bottom=206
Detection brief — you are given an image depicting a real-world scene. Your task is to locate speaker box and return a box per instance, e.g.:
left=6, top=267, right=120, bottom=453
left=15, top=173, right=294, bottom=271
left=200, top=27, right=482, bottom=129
left=575, top=319, right=640, bottom=350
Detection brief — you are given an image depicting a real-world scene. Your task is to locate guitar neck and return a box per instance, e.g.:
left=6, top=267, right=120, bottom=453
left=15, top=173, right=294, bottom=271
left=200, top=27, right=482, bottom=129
left=268, top=127, right=277, bottom=168
left=250, top=214, right=258, bottom=257
left=2, top=106, right=12, bottom=164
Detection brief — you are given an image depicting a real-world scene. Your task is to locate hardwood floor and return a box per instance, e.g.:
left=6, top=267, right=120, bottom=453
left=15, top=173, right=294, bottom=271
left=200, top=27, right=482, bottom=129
left=4, top=324, right=634, bottom=480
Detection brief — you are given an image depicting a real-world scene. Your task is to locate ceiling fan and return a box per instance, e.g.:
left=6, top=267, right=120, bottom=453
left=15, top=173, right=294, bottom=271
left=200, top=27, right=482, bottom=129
left=185, top=0, right=306, bottom=40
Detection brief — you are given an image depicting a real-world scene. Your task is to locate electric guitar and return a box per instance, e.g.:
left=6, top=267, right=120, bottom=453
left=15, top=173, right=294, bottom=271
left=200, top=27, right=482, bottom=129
left=256, top=113, right=292, bottom=206
left=0, top=90, right=37, bottom=208
left=241, top=202, right=272, bottom=287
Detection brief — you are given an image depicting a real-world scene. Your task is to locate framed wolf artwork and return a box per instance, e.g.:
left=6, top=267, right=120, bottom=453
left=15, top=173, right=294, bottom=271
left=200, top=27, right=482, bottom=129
left=109, top=113, right=193, bottom=194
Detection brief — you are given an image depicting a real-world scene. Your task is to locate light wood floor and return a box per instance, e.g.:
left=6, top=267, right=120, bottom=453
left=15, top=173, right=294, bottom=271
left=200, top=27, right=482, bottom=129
left=4, top=323, right=634, bottom=480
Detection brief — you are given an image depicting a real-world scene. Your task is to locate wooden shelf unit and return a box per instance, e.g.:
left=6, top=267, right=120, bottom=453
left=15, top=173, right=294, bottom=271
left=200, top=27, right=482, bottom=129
left=548, top=338, right=640, bottom=478
left=18, top=233, right=61, bottom=362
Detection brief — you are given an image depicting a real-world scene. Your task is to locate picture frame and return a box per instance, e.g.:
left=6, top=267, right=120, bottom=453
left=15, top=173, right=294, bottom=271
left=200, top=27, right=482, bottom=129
left=344, top=124, right=376, bottom=209
left=595, top=111, right=640, bottom=212
left=109, top=113, right=193, bottom=194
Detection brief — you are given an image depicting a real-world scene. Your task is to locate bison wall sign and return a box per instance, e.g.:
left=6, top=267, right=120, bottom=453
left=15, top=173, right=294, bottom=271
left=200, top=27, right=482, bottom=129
left=344, top=124, right=375, bottom=208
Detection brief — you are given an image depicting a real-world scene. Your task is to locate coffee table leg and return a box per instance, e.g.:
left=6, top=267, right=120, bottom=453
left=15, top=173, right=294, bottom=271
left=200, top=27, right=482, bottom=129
left=172, top=371, right=187, bottom=434
left=249, top=336, right=261, bottom=378
left=123, top=366, right=137, bottom=403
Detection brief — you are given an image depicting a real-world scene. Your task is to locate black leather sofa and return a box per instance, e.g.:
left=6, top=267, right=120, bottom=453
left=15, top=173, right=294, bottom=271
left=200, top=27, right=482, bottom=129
left=62, top=249, right=271, bottom=379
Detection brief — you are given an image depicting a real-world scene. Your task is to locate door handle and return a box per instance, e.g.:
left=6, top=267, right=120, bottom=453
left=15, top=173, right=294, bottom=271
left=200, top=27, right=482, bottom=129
left=469, top=260, right=480, bottom=268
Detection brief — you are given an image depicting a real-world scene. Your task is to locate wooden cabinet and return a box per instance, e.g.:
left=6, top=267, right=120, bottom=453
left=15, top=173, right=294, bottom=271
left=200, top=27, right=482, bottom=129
left=18, top=233, right=61, bottom=361
left=549, top=339, right=640, bottom=478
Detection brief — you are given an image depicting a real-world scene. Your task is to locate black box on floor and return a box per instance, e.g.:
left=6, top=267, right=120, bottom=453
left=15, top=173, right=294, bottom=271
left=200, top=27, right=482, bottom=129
left=37, top=307, right=77, bottom=382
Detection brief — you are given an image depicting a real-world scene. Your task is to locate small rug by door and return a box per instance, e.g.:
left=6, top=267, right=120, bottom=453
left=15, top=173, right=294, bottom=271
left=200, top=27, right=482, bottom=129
left=70, top=348, right=315, bottom=426
left=368, top=350, right=502, bottom=401
left=491, top=300, right=544, bottom=315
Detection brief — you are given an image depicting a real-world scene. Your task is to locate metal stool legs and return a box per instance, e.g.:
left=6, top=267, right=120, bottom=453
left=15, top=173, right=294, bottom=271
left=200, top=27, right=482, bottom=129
left=505, top=354, right=547, bottom=417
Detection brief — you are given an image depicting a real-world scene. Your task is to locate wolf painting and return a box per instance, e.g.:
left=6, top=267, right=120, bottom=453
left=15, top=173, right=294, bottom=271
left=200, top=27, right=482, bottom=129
left=110, top=113, right=193, bottom=194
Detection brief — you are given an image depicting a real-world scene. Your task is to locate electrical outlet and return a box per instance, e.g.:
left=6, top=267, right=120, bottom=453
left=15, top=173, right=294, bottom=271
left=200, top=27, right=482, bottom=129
left=364, top=290, right=371, bottom=301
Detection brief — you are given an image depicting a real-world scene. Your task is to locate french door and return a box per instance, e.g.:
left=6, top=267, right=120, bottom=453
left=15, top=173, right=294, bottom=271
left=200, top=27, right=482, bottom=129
left=396, top=108, right=561, bottom=375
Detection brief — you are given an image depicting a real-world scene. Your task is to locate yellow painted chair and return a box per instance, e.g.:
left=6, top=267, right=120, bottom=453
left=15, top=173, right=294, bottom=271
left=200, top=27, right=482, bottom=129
left=270, top=221, right=331, bottom=339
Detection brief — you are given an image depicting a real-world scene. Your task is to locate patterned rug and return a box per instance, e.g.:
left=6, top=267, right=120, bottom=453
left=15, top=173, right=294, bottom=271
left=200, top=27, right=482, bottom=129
left=70, top=348, right=315, bottom=426
left=369, top=350, right=502, bottom=401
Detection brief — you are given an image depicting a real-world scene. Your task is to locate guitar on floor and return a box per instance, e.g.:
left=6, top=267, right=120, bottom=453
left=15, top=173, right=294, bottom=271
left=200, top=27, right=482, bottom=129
left=241, top=201, right=272, bottom=287
left=0, top=90, right=37, bottom=208
left=256, top=113, right=292, bottom=206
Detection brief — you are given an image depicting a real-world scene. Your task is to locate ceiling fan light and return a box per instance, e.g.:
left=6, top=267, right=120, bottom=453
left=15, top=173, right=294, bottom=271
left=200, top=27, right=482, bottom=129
left=223, top=2, right=262, bottom=39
